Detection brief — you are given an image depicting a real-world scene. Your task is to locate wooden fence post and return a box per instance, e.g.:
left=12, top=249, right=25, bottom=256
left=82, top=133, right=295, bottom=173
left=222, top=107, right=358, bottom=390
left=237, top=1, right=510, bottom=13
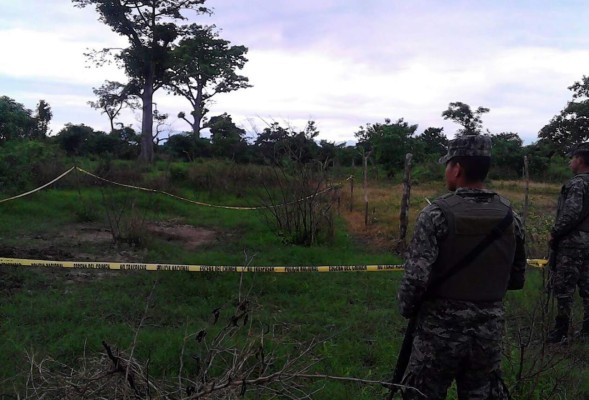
left=363, top=151, right=371, bottom=227
left=523, top=155, right=530, bottom=229
left=399, top=153, right=413, bottom=245
left=349, top=176, right=354, bottom=212
left=523, top=155, right=530, bottom=257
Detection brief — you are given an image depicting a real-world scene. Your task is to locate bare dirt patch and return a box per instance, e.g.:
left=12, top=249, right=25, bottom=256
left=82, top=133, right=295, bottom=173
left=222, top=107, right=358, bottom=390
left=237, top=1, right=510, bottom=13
left=0, top=221, right=220, bottom=263
left=0, top=221, right=223, bottom=290
left=145, top=221, right=217, bottom=249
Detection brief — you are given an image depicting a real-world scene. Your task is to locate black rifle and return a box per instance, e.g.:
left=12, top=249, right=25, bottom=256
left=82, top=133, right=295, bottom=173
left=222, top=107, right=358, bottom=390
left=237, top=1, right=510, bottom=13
left=544, top=242, right=558, bottom=312
left=386, top=209, right=514, bottom=399
left=548, top=246, right=557, bottom=270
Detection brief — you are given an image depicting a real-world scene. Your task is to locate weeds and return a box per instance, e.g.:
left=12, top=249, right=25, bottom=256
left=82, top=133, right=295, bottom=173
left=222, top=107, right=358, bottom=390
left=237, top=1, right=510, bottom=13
left=18, top=272, right=413, bottom=399
left=0, top=161, right=586, bottom=399
left=261, top=161, right=336, bottom=246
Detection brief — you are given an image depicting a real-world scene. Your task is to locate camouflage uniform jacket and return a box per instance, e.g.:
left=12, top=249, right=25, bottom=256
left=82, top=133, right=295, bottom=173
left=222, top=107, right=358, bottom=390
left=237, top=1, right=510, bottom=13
left=551, top=172, right=589, bottom=249
left=397, top=188, right=527, bottom=339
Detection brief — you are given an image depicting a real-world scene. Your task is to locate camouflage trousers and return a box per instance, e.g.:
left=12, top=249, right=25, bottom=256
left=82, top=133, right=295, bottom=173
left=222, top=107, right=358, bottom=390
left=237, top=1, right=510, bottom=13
left=551, top=247, right=589, bottom=319
left=401, top=329, right=509, bottom=400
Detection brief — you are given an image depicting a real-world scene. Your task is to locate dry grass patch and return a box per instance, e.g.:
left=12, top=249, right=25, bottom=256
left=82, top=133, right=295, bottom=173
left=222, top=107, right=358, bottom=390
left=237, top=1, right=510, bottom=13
left=339, top=181, right=443, bottom=253
left=339, top=178, right=560, bottom=259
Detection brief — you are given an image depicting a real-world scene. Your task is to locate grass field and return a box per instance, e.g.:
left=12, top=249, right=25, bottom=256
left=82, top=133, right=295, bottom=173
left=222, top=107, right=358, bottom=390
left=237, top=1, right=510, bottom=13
left=0, top=162, right=587, bottom=399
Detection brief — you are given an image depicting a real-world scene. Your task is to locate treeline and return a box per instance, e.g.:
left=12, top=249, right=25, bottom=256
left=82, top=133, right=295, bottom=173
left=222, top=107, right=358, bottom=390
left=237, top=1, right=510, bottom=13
left=0, top=93, right=576, bottom=191
left=6, top=73, right=589, bottom=189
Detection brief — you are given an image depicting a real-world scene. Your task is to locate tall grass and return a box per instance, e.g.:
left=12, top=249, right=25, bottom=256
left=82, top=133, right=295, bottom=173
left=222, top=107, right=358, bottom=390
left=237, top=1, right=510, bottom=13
left=0, top=159, right=585, bottom=398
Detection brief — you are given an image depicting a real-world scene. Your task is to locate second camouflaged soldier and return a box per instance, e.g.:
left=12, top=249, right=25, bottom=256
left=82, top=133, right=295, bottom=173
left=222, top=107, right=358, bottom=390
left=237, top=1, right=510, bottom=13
left=546, top=142, right=589, bottom=343
left=397, top=135, right=527, bottom=399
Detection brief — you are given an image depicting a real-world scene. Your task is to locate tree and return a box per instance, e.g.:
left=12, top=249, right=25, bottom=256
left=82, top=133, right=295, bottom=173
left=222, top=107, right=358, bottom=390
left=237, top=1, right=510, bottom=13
left=0, top=96, right=34, bottom=142
left=253, top=121, right=320, bottom=165
left=88, top=80, right=138, bottom=132
left=164, top=133, right=211, bottom=161
left=355, top=118, right=418, bottom=176
left=208, top=113, right=248, bottom=160
left=110, top=126, right=140, bottom=159
left=73, top=0, right=211, bottom=163
left=490, top=132, right=524, bottom=179
left=442, top=101, right=489, bottom=136
left=317, top=140, right=340, bottom=166
left=539, top=76, right=589, bottom=154
left=524, top=139, right=566, bottom=181
left=53, top=123, right=136, bottom=157
left=413, top=127, right=447, bottom=162
left=285, top=121, right=320, bottom=164
left=169, top=24, right=251, bottom=137
left=31, top=100, right=53, bottom=139
left=253, top=122, right=290, bottom=163
left=152, top=108, right=169, bottom=147
left=53, top=123, right=98, bottom=156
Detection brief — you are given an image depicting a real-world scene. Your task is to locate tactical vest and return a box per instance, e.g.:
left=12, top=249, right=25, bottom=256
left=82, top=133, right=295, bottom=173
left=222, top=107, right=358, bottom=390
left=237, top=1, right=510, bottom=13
left=563, top=173, right=589, bottom=232
left=430, top=192, right=516, bottom=302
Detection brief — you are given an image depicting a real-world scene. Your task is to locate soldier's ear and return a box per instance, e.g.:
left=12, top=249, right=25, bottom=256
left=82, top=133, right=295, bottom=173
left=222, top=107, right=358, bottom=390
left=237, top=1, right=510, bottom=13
left=452, top=161, right=464, bottom=178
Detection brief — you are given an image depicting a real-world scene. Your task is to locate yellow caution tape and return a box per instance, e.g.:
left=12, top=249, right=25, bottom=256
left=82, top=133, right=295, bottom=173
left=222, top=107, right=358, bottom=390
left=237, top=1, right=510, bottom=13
left=527, top=259, right=548, bottom=268
left=0, top=167, right=76, bottom=204
left=76, top=167, right=349, bottom=211
left=76, top=167, right=261, bottom=210
left=0, top=257, right=403, bottom=272
left=0, top=166, right=351, bottom=210
left=0, top=257, right=548, bottom=272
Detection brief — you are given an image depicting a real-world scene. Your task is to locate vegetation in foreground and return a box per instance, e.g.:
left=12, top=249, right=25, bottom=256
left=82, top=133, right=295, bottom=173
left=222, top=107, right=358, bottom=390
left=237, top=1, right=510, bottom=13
left=0, top=158, right=587, bottom=399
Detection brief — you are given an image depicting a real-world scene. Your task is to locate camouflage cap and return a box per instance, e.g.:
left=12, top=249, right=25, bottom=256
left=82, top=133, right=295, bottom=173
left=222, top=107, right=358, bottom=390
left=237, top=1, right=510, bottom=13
left=438, top=135, right=492, bottom=164
left=566, top=142, right=589, bottom=157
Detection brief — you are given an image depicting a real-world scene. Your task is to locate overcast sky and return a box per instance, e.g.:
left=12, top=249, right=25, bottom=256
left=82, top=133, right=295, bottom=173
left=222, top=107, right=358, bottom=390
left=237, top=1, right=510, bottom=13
left=2, top=0, right=589, bottom=145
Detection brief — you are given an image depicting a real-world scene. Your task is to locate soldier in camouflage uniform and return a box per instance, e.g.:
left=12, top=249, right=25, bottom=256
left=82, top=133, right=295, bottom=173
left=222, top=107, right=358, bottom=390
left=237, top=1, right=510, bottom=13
left=397, top=135, right=527, bottom=399
left=546, top=142, right=589, bottom=343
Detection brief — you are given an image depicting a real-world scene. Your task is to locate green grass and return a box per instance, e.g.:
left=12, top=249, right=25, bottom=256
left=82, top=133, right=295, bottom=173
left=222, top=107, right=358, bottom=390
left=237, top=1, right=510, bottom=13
left=3, top=264, right=588, bottom=399
left=0, top=266, right=403, bottom=398
left=0, top=172, right=402, bottom=398
left=0, top=163, right=588, bottom=399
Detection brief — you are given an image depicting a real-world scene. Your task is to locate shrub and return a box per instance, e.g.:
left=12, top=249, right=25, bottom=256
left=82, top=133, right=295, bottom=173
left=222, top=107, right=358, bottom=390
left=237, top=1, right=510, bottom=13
left=543, top=156, right=571, bottom=183
left=168, top=163, right=189, bottom=183
left=93, top=158, right=144, bottom=187
left=260, top=161, right=336, bottom=246
left=411, top=161, right=444, bottom=184
left=163, top=134, right=212, bottom=161
left=0, top=140, right=65, bottom=194
left=186, top=160, right=277, bottom=198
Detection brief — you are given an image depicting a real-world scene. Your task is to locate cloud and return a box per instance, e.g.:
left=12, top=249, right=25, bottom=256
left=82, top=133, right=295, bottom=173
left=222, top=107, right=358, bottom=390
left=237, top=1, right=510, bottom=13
left=3, top=0, right=589, bottom=144
left=204, top=43, right=589, bottom=143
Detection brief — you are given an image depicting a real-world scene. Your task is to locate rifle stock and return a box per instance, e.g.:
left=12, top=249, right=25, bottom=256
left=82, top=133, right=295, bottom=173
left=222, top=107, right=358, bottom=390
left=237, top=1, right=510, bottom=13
left=386, top=315, right=418, bottom=399
left=546, top=241, right=558, bottom=291
left=548, top=245, right=557, bottom=271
